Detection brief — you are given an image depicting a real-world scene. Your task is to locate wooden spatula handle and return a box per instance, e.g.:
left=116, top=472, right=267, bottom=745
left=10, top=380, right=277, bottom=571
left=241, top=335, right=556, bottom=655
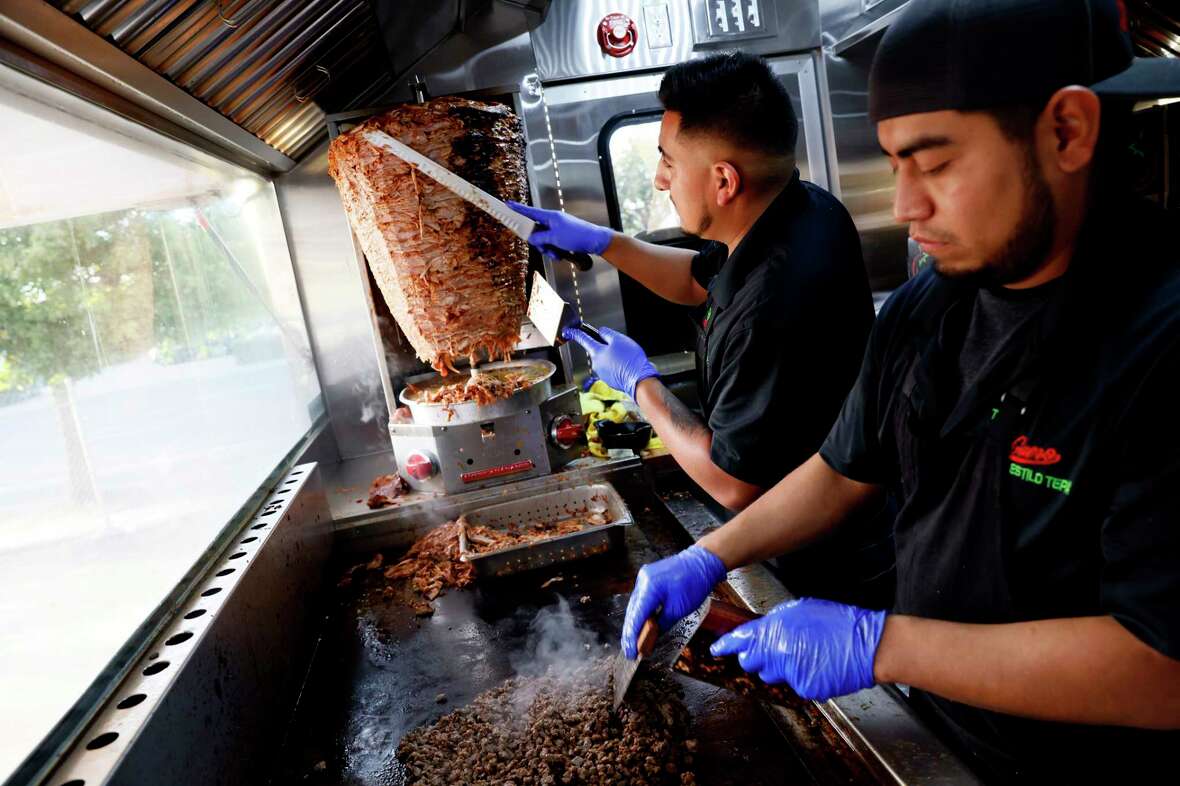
left=699, top=600, right=760, bottom=636
left=637, top=618, right=659, bottom=658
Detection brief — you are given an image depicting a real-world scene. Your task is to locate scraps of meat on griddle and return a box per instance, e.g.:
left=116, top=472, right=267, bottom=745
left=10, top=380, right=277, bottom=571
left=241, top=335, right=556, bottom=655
left=389, top=520, right=476, bottom=600
left=367, top=473, right=409, bottom=509
left=397, top=658, right=698, bottom=785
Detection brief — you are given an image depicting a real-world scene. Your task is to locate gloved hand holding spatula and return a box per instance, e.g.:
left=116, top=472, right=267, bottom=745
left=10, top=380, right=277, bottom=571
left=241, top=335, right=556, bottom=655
left=620, top=545, right=727, bottom=659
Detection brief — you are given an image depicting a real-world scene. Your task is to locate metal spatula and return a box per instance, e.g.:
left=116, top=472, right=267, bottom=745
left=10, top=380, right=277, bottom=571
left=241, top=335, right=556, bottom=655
left=612, top=597, right=711, bottom=712
left=526, top=271, right=605, bottom=347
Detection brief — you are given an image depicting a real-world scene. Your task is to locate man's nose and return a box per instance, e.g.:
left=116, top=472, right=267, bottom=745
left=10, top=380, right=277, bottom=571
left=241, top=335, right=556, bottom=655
left=893, top=169, right=934, bottom=225
left=653, top=170, right=669, bottom=192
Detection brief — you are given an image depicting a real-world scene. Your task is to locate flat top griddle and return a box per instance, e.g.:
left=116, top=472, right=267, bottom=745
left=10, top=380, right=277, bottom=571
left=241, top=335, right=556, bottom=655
left=270, top=480, right=861, bottom=786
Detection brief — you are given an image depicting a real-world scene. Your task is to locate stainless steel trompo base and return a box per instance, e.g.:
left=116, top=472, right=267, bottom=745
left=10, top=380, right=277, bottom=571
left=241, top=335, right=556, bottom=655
left=389, top=384, right=583, bottom=494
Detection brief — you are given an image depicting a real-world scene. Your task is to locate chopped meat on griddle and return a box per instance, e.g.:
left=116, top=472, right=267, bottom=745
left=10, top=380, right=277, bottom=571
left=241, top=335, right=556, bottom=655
left=397, top=658, right=697, bottom=785
left=380, top=520, right=475, bottom=602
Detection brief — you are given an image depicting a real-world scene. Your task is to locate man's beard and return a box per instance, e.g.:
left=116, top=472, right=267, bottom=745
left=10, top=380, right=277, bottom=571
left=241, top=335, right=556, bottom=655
left=681, top=199, right=713, bottom=238
left=936, top=153, right=1056, bottom=288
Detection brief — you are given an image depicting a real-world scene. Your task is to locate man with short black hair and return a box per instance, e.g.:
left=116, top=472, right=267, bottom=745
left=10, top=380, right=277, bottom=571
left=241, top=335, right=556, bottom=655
left=619, top=1, right=1180, bottom=780
left=512, top=53, right=874, bottom=513
left=510, top=51, right=885, bottom=605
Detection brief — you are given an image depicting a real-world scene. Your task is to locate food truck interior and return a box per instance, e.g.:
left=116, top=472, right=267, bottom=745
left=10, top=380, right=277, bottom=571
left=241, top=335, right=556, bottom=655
left=0, top=1, right=1176, bottom=785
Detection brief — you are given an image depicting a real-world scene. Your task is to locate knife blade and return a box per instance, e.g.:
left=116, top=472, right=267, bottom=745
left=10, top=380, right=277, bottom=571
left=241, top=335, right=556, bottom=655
left=612, top=597, right=711, bottom=712
left=362, top=130, right=593, bottom=271
left=669, top=599, right=802, bottom=710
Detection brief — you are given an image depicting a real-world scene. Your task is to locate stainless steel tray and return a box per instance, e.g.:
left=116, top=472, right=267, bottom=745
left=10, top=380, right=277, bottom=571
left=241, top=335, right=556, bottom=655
left=457, top=482, right=633, bottom=577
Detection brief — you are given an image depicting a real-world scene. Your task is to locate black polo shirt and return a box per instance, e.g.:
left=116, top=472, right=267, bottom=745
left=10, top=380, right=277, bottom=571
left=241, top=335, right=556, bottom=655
left=820, top=198, right=1180, bottom=780
left=690, top=170, right=874, bottom=490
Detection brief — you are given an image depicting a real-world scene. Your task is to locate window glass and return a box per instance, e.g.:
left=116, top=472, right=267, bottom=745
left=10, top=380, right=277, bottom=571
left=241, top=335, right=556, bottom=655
left=605, top=93, right=810, bottom=239
left=0, top=67, right=318, bottom=779
left=607, top=120, right=681, bottom=237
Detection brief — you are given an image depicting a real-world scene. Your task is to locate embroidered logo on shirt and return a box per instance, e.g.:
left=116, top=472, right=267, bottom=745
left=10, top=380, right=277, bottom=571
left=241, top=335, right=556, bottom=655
left=702, top=305, right=713, bottom=329
left=1008, top=436, right=1071, bottom=495
left=1009, top=435, right=1061, bottom=466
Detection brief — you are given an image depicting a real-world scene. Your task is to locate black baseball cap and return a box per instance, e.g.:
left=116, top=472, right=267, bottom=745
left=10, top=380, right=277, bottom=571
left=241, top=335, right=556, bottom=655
left=869, top=0, right=1180, bottom=123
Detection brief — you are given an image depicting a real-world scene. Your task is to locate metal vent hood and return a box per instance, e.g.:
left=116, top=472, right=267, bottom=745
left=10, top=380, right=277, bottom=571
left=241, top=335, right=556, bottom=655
left=42, top=0, right=393, bottom=161
left=2, top=0, right=551, bottom=170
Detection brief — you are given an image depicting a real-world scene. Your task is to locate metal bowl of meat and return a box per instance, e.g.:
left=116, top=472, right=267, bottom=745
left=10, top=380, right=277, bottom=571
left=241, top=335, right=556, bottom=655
left=456, top=482, right=633, bottom=578
left=399, top=358, right=556, bottom=425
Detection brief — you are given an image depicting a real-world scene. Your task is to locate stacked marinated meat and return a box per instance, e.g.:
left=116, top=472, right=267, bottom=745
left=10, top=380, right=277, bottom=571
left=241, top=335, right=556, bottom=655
left=328, top=97, right=529, bottom=374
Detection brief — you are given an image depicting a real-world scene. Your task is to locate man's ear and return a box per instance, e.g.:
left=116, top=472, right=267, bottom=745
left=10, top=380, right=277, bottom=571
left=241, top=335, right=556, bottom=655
left=714, top=161, right=742, bottom=206
left=1040, top=86, right=1101, bottom=175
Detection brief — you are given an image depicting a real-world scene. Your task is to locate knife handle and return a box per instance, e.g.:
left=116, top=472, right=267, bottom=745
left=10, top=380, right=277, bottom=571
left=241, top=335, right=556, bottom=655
left=555, top=248, right=593, bottom=272
left=637, top=618, right=659, bottom=658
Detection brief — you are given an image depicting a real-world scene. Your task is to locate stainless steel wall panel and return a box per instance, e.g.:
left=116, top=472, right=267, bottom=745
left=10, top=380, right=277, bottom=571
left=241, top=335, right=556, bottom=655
left=41, top=464, right=333, bottom=786
left=820, top=0, right=910, bottom=53
left=366, top=2, right=539, bottom=105
left=816, top=0, right=911, bottom=293
left=274, top=140, right=393, bottom=459
left=531, top=0, right=821, bottom=83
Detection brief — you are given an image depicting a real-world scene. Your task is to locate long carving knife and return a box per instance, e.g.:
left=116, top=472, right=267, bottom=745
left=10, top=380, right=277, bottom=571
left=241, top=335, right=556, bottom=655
left=362, top=129, right=593, bottom=271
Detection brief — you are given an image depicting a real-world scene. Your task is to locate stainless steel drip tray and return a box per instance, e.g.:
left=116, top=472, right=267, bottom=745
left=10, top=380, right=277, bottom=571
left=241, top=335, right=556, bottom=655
left=457, top=482, right=634, bottom=578
left=331, top=457, right=643, bottom=556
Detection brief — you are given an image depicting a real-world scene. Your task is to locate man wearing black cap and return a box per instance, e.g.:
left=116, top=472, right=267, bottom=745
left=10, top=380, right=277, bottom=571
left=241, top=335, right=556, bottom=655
left=619, top=0, right=1180, bottom=779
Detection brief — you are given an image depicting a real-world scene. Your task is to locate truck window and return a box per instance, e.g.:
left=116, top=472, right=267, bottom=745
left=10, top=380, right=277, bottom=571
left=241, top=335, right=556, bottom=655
left=0, top=67, right=319, bottom=779
left=604, top=117, right=681, bottom=238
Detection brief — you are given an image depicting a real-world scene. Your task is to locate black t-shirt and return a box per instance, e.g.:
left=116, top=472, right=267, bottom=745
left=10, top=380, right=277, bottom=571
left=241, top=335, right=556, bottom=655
left=690, top=170, right=874, bottom=490
left=820, top=200, right=1180, bottom=781
left=956, top=284, right=1058, bottom=394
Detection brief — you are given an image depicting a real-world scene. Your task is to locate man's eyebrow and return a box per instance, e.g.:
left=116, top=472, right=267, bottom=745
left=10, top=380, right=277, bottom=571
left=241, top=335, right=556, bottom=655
left=880, top=135, right=953, bottom=159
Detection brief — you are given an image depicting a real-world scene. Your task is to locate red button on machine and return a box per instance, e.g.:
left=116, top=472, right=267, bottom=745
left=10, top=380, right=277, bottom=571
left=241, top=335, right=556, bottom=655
left=404, top=452, right=436, bottom=481
left=598, top=13, right=637, bottom=57
left=550, top=415, right=586, bottom=449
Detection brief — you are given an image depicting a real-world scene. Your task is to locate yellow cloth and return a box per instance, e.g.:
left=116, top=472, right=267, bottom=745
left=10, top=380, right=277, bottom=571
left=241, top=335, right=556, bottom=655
left=586, top=379, right=627, bottom=401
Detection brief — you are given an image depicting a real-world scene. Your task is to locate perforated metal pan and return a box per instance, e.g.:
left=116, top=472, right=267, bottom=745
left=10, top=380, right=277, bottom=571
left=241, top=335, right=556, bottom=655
left=457, top=482, right=633, bottom=577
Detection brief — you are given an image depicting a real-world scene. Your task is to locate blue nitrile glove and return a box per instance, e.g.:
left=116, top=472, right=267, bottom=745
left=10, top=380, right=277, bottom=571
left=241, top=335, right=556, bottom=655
left=561, top=325, right=658, bottom=401
left=506, top=201, right=613, bottom=259
left=709, top=598, right=887, bottom=701
left=621, top=545, right=727, bottom=659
